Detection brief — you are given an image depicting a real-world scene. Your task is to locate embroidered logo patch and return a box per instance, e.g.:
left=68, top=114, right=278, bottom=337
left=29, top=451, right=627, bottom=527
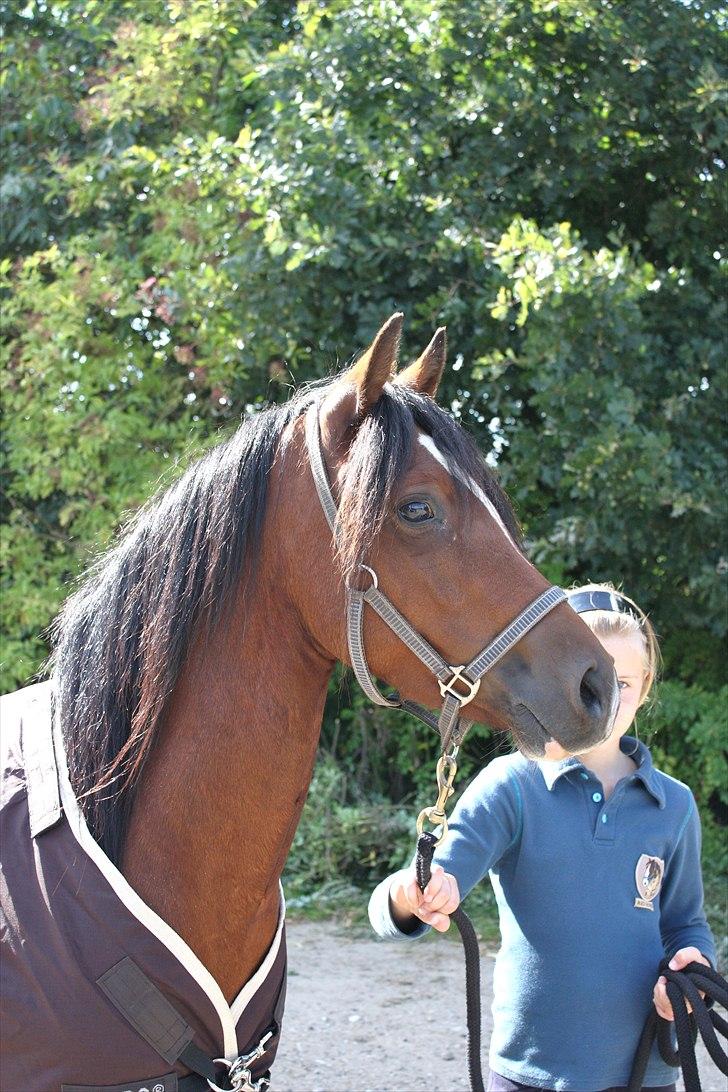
left=634, top=854, right=664, bottom=910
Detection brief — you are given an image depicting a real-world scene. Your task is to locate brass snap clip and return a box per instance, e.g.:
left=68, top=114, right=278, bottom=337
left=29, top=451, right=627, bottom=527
left=416, top=748, right=460, bottom=846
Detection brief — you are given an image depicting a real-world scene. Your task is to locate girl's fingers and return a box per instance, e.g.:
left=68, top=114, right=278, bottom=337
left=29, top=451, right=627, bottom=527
left=417, top=907, right=451, bottom=932
left=654, top=977, right=674, bottom=1021
left=405, top=879, right=424, bottom=914
left=440, top=882, right=461, bottom=915
left=423, top=864, right=446, bottom=902
left=403, top=866, right=460, bottom=925
left=668, top=947, right=705, bottom=971
left=423, top=869, right=460, bottom=910
left=423, top=875, right=454, bottom=912
left=653, top=969, right=701, bottom=1021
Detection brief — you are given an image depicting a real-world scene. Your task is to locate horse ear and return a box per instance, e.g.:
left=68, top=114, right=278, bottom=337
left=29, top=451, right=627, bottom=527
left=395, top=326, right=446, bottom=399
left=345, top=311, right=404, bottom=416
left=318, top=313, right=404, bottom=457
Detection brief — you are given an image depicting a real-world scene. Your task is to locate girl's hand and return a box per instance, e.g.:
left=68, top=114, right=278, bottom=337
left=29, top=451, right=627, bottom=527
left=653, top=947, right=711, bottom=1021
left=389, top=864, right=461, bottom=933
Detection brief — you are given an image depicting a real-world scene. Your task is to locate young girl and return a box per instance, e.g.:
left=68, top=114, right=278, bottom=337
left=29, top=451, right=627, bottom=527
left=369, top=584, right=716, bottom=1092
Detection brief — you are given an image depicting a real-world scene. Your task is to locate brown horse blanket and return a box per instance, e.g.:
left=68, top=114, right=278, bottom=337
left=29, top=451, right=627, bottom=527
left=0, top=683, right=286, bottom=1092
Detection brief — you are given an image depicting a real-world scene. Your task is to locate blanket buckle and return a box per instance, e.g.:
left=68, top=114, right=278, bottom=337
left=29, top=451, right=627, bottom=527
left=209, top=1030, right=273, bottom=1092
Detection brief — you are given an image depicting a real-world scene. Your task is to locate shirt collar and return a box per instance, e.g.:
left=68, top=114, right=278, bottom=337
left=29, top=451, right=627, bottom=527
left=538, top=737, right=665, bottom=807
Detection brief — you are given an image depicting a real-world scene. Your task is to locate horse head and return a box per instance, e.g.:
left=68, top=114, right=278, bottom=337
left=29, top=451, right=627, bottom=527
left=280, top=313, right=617, bottom=757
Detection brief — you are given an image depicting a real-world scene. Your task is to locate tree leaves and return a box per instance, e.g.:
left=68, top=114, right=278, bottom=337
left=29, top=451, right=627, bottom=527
left=1, top=0, right=726, bottom=695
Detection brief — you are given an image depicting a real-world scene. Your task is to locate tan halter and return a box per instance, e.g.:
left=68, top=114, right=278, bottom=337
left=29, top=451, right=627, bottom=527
left=304, top=402, right=567, bottom=755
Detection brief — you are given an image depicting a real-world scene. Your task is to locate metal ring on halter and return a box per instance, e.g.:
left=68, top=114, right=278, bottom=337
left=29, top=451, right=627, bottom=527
left=358, top=564, right=378, bottom=591
left=439, top=666, right=481, bottom=706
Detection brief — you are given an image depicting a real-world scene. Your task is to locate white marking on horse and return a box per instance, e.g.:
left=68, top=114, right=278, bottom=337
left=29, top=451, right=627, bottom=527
left=417, top=434, right=517, bottom=547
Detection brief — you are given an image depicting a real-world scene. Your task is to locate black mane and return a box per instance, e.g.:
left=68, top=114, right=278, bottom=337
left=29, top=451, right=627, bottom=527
left=52, top=379, right=518, bottom=865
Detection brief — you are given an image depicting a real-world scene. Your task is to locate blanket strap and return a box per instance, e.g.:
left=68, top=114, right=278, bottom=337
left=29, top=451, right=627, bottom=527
left=97, top=957, right=281, bottom=1092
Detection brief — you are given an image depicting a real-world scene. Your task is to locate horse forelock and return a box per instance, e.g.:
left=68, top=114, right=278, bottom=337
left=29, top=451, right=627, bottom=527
left=335, top=384, right=521, bottom=580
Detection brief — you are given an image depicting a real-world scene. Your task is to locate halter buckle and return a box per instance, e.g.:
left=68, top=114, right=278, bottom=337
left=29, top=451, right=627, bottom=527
left=439, top=666, right=480, bottom=706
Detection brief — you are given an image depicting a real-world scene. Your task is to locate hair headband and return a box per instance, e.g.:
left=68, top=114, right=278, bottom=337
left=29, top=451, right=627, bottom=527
left=566, top=589, right=643, bottom=623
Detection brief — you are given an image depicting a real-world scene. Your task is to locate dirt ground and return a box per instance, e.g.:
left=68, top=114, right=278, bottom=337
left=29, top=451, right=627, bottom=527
left=273, top=921, right=725, bottom=1092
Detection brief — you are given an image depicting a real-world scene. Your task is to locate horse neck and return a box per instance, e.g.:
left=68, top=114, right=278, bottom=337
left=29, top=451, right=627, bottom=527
left=122, top=568, right=335, bottom=1001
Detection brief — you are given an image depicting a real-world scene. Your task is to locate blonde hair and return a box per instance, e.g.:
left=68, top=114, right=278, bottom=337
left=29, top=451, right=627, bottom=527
left=570, top=582, right=661, bottom=705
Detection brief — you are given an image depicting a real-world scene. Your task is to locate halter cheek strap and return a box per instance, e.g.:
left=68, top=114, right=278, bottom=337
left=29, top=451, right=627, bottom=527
left=304, top=402, right=566, bottom=751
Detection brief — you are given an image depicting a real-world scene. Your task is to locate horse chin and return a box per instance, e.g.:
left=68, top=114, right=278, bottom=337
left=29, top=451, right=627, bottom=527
left=470, top=699, right=554, bottom=759
left=508, top=703, right=612, bottom=761
left=508, top=703, right=556, bottom=760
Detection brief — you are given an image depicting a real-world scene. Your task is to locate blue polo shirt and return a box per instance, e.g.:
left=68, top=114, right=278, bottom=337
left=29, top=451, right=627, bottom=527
left=369, top=739, right=716, bottom=1091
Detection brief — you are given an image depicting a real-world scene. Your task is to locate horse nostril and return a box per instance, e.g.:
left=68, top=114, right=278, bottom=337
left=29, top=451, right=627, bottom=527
left=579, top=666, right=604, bottom=719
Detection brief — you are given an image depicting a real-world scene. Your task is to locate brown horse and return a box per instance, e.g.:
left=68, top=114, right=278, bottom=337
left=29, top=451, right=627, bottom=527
left=13, top=313, right=617, bottom=1084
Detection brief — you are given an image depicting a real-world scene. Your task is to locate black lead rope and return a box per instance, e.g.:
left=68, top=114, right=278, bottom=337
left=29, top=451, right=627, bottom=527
left=416, top=831, right=485, bottom=1092
left=627, top=959, right=728, bottom=1092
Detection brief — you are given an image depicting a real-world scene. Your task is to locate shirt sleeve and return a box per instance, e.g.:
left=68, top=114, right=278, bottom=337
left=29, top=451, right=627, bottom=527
left=368, top=759, right=523, bottom=941
left=659, top=795, right=716, bottom=967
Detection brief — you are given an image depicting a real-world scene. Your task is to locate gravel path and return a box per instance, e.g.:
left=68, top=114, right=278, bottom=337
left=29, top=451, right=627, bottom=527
left=273, top=921, right=725, bottom=1092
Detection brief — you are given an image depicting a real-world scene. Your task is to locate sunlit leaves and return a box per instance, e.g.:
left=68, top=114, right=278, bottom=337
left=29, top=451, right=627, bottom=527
left=1, top=0, right=726, bottom=696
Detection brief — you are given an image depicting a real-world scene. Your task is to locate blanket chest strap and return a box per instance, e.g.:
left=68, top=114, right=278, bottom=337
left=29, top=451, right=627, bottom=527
left=97, top=957, right=279, bottom=1092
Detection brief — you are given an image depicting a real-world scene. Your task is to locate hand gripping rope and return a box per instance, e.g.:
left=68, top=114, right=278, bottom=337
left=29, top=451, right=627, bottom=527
left=627, top=958, right=728, bottom=1092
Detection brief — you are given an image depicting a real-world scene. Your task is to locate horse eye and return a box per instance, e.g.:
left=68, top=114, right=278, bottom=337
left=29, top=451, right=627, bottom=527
left=398, top=500, right=435, bottom=524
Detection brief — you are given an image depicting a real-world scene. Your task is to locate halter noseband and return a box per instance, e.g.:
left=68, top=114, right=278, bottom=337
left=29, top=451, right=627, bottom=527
left=304, top=401, right=566, bottom=752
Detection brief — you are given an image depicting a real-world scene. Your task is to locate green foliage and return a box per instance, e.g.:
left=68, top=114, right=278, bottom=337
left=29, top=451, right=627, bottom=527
left=3, top=0, right=726, bottom=692
left=1, top=2, right=725, bottom=900
left=483, top=217, right=727, bottom=639
left=282, top=754, right=414, bottom=905
left=646, top=680, right=728, bottom=872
